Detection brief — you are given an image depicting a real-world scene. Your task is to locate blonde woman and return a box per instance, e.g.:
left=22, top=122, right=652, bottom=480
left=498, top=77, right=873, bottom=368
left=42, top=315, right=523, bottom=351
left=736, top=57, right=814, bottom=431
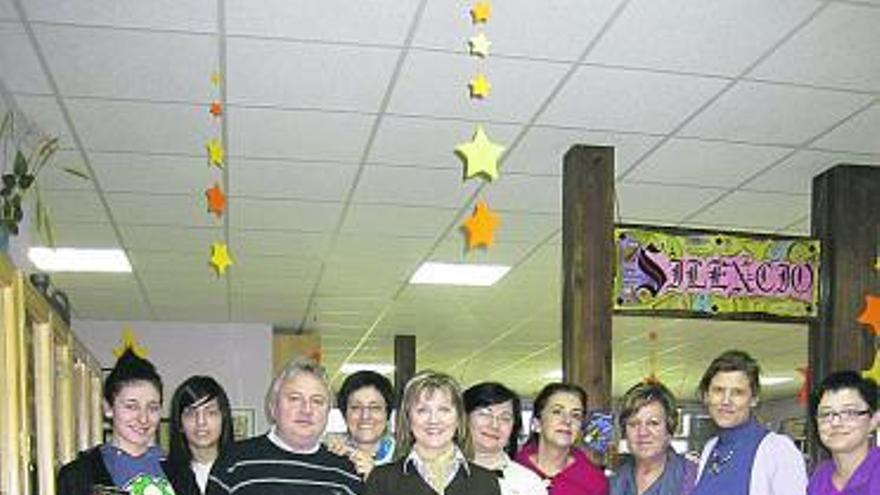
left=365, top=371, right=501, bottom=495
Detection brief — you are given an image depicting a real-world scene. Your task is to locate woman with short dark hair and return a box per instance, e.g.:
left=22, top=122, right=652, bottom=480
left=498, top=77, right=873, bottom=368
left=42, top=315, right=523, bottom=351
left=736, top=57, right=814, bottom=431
left=515, top=382, right=609, bottom=495
left=610, top=381, right=695, bottom=495
left=166, top=375, right=234, bottom=494
left=808, top=370, right=880, bottom=495
left=692, top=350, right=806, bottom=495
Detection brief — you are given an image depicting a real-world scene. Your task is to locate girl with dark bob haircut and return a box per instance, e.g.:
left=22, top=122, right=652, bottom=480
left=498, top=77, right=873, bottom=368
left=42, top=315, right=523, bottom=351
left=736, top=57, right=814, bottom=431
left=166, top=375, right=234, bottom=494
left=463, top=382, right=523, bottom=457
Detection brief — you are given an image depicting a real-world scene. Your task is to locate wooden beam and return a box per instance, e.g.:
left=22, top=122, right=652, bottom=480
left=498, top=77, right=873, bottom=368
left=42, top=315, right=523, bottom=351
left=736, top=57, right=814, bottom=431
left=394, top=335, right=416, bottom=403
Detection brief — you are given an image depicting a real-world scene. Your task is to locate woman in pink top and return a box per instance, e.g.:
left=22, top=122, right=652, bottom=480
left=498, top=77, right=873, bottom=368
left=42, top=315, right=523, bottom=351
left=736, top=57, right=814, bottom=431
left=515, top=383, right=609, bottom=495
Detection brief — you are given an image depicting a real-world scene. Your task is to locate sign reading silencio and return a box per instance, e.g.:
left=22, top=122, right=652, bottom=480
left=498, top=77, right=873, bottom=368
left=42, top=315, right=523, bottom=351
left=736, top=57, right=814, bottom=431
left=614, top=226, right=820, bottom=318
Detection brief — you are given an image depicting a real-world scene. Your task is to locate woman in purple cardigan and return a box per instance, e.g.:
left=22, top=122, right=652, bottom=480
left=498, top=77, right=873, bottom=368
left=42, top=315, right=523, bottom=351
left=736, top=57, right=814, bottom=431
left=808, top=370, right=880, bottom=495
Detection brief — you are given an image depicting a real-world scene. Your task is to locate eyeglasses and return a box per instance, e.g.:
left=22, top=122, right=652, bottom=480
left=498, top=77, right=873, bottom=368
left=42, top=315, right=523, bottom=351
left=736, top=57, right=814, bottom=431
left=816, top=409, right=871, bottom=424
left=348, top=404, right=386, bottom=418
left=473, top=409, right=514, bottom=427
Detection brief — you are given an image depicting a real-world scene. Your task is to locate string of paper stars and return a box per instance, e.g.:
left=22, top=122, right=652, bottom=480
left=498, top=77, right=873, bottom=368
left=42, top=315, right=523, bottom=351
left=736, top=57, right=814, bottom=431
left=457, top=1, right=504, bottom=251
left=206, top=72, right=232, bottom=276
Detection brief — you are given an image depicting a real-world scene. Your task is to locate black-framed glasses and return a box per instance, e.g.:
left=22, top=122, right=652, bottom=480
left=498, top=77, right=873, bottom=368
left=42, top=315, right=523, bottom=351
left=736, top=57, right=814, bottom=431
left=816, top=408, right=871, bottom=423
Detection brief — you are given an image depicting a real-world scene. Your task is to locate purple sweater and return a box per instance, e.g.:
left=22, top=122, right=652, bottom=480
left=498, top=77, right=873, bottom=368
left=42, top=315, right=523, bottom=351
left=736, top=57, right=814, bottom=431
left=808, top=447, right=880, bottom=495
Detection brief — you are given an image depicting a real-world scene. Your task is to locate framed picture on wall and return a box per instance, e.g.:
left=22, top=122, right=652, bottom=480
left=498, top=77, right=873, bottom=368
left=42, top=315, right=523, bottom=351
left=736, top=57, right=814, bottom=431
left=231, top=408, right=256, bottom=441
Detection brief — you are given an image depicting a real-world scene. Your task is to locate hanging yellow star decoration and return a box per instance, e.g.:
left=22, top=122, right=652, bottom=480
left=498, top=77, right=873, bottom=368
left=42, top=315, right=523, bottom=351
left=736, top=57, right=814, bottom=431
left=210, top=71, right=221, bottom=86
left=470, top=1, right=491, bottom=24
left=206, top=139, right=224, bottom=168
left=862, top=349, right=880, bottom=385
left=112, top=327, right=149, bottom=359
left=856, top=293, right=880, bottom=337
left=468, top=32, right=491, bottom=58
left=469, top=73, right=492, bottom=99
left=461, top=199, right=500, bottom=250
left=455, top=125, right=505, bottom=182
left=209, top=242, right=233, bottom=275
left=874, top=256, right=880, bottom=271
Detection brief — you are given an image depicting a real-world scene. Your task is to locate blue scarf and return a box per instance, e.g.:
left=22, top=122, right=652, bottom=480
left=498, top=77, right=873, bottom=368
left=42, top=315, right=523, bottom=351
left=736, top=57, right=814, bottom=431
left=692, top=418, right=768, bottom=495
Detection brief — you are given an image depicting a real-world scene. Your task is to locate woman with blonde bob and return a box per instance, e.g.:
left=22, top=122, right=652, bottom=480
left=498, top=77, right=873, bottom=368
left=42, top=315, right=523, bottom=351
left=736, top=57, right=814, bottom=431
left=365, top=371, right=501, bottom=495
left=610, top=381, right=696, bottom=495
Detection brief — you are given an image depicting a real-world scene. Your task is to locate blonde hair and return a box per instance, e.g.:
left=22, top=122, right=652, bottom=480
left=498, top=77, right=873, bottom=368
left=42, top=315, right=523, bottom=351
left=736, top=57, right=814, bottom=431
left=395, top=371, right=472, bottom=460
left=264, top=358, right=332, bottom=424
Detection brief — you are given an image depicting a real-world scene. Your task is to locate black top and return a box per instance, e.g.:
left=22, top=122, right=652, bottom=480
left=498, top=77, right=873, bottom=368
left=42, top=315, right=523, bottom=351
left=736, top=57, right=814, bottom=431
left=56, top=445, right=176, bottom=495
left=365, top=458, right=501, bottom=495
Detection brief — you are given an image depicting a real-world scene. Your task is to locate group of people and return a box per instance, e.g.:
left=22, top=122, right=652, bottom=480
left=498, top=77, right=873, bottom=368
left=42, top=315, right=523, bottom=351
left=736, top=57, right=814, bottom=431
left=56, top=348, right=879, bottom=495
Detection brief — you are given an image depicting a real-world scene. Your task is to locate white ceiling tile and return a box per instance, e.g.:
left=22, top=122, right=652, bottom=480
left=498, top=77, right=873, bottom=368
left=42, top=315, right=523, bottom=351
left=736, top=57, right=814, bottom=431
left=329, top=233, right=435, bottom=263
left=587, top=0, right=821, bottom=76
left=0, top=1, right=16, bottom=19
left=369, top=116, right=521, bottom=167
left=232, top=198, right=342, bottom=232
left=22, top=0, right=217, bottom=32
left=482, top=174, right=560, bottom=214
left=69, top=290, right=152, bottom=320
left=230, top=229, right=330, bottom=258
left=688, top=190, right=809, bottom=231
left=431, top=237, right=534, bottom=266
left=811, top=103, right=880, bottom=154
left=48, top=221, right=118, bottom=247
left=739, top=150, right=880, bottom=194
left=413, top=0, right=624, bottom=61
left=128, top=250, right=213, bottom=276
left=627, top=139, right=793, bottom=188
left=231, top=159, right=356, bottom=201
left=10, top=94, right=74, bottom=147
left=506, top=127, right=662, bottom=176
left=780, top=216, right=809, bottom=235
left=749, top=3, right=880, bottom=92
left=51, top=272, right=138, bottom=293
left=538, top=66, right=728, bottom=133
left=226, top=0, right=419, bottom=45
left=106, top=192, right=215, bottom=228
left=38, top=150, right=94, bottom=191
left=352, top=164, right=480, bottom=208
left=36, top=25, right=216, bottom=102
left=41, top=189, right=107, bottom=223
left=228, top=38, right=399, bottom=112
left=340, top=204, right=455, bottom=238
left=120, top=224, right=220, bottom=252
left=90, top=152, right=206, bottom=194
left=387, top=51, right=568, bottom=123
left=0, top=22, right=50, bottom=93
left=681, top=81, right=872, bottom=145
left=230, top=255, right=322, bottom=281
left=617, top=182, right=724, bottom=223
left=66, top=99, right=210, bottom=155
left=229, top=107, right=373, bottom=162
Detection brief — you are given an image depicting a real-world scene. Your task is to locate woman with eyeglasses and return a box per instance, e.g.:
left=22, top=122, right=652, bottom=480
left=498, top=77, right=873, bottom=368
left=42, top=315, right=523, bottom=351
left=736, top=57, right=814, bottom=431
left=326, top=370, right=396, bottom=478
left=808, top=370, right=880, bottom=495
left=463, top=382, right=548, bottom=495
left=610, top=381, right=696, bottom=495
left=515, top=382, right=609, bottom=495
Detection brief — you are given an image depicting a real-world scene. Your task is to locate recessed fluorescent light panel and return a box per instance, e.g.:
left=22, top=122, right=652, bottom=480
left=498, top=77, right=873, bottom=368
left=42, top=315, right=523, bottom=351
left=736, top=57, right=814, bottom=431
left=759, top=376, right=793, bottom=386
left=340, top=363, right=395, bottom=375
left=409, top=262, right=511, bottom=287
left=28, top=247, right=132, bottom=273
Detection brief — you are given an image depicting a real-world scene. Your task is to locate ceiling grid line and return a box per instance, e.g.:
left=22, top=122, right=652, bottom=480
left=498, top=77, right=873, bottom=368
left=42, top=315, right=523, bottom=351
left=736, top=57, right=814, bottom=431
left=10, top=0, right=158, bottom=318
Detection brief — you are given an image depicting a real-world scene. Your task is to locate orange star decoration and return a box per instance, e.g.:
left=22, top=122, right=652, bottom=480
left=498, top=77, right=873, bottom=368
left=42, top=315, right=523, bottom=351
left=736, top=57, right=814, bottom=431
left=862, top=350, right=880, bottom=385
left=455, top=125, right=505, bottom=182
left=856, top=293, right=880, bottom=336
left=469, top=73, right=491, bottom=99
left=209, top=242, right=233, bottom=275
left=206, top=139, right=224, bottom=167
left=205, top=183, right=226, bottom=218
left=461, top=199, right=500, bottom=250
left=468, top=32, right=491, bottom=57
left=796, top=366, right=811, bottom=406
left=470, top=1, right=491, bottom=24
left=209, top=100, right=223, bottom=117
left=112, top=327, right=148, bottom=359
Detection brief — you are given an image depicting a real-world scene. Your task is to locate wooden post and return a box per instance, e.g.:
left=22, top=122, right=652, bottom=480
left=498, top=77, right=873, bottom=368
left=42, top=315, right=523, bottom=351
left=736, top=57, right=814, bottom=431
left=809, top=164, right=880, bottom=461
left=394, top=335, right=416, bottom=404
left=561, top=145, right=615, bottom=410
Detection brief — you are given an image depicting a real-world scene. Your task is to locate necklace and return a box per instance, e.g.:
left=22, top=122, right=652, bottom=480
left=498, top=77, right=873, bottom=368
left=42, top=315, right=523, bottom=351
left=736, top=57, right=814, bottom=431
left=708, top=446, right=735, bottom=475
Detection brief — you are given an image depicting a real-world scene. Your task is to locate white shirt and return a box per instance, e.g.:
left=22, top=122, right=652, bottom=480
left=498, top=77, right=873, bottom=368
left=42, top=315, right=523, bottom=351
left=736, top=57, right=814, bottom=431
left=191, top=460, right=212, bottom=494
left=496, top=453, right=549, bottom=495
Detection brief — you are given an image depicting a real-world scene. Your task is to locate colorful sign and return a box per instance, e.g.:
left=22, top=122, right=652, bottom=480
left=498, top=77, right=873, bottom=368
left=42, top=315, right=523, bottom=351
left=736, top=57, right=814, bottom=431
left=614, top=227, right=820, bottom=318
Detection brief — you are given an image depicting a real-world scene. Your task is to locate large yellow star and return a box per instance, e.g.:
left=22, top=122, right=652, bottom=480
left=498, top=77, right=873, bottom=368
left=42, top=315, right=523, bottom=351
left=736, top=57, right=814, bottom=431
left=470, top=1, right=491, bottom=24
left=112, top=327, right=149, bottom=359
left=468, top=32, right=491, bottom=58
left=210, top=242, right=233, bottom=275
left=461, top=199, right=500, bottom=250
left=469, top=73, right=491, bottom=99
left=857, top=294, right=880, bottom=337
left=455, top=125, right=505, bottom=182
left=207, top=139, right=224, bottom=167
left=862, top=350, right=880, bottom=385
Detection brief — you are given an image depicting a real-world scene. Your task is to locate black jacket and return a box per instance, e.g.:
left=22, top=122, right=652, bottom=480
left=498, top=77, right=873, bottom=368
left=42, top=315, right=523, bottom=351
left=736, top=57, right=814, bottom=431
left=56, top=446, right=179, bottom=495
left=365, top=458, right=501, bottom=495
